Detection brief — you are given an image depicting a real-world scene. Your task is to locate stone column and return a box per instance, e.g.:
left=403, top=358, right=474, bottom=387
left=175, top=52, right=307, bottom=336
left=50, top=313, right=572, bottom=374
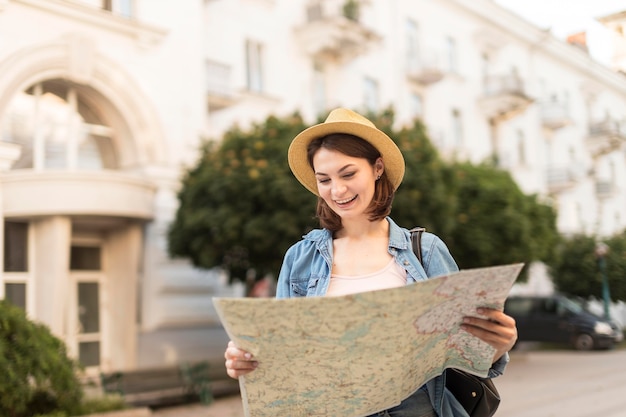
left=105, top=222, right=143, bottom=369
left=32, top=216, right=72, bottom=337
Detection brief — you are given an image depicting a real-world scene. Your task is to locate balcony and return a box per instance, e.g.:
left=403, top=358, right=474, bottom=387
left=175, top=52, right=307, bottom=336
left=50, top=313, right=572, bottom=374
left=406, top=49, right=445, bottom=86
left=479, top=74, right=533, bottom=121
left=595, top=180, right=615, bottom=199
left=0, top=142, right=21, bottom=171
left=546, top=166, right=583, bottom=194
left=1, top=170, right=156, bottom=219
left=294, top=1, right=381, bottom=62
left=586, top=118, right=626, bottom=157
left=540, top=101, right=571, bottom=130
left=206, top=60, right=238, bottom=112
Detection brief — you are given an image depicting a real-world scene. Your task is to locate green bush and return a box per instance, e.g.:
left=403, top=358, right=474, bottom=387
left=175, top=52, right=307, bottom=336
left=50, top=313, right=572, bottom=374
left=73, top=395, right=128, bottom=414
left=0, top=300, right=83, bottom=417
left=33, top=413, right=67, bottom=417
left=32, top=395, right=128, bottom=417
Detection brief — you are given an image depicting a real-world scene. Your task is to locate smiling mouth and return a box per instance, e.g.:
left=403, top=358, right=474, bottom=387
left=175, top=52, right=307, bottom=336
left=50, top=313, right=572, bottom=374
left=335, top=195, right=357, bottom=205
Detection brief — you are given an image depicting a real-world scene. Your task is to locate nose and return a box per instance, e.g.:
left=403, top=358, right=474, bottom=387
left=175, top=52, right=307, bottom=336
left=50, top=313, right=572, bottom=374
left=331, top=180, right=347, bottom=196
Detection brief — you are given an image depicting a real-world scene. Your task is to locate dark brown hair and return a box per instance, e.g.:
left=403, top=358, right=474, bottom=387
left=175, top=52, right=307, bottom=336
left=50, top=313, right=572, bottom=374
left=306, top=133, right=395, bottom=231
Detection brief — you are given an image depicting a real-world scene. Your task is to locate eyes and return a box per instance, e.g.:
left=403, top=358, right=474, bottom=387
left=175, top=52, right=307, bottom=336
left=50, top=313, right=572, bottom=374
left=317, top=171, right=355, bottom=185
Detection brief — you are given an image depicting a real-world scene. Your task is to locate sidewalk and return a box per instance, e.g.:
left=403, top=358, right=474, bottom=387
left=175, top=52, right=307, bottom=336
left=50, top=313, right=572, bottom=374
left=151, top=395, right=244, bottom=417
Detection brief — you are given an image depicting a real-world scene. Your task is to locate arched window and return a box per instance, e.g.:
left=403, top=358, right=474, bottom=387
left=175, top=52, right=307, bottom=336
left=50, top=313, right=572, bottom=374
left=2, top=81, right=117, bottom=171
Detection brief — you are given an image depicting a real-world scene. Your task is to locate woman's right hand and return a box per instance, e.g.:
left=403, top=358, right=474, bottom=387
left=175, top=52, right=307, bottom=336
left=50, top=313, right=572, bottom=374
left=224, top=340, right=258, bottom=379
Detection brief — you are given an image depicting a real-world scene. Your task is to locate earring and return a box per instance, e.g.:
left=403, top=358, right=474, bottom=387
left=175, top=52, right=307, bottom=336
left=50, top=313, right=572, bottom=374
left=376, top=175, right=381, bottom=180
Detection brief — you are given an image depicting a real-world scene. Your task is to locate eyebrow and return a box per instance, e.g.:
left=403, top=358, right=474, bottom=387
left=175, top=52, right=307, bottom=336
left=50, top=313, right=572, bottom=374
left=315, top=164, right=356, bottom=177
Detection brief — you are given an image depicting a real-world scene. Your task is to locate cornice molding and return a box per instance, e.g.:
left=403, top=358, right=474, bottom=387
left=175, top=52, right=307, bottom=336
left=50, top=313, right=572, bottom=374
left=446, top=0, right=626, bottom=95
left=10, top=0, right=168, bottom=47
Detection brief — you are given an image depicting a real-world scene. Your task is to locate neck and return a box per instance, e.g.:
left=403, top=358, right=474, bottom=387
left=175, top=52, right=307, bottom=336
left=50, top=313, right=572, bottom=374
left=335, top=218, right=388, bottom=239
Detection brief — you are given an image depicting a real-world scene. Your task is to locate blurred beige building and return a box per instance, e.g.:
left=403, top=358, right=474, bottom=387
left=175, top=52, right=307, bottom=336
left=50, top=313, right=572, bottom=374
left=1, top=0, right=625, bottom=373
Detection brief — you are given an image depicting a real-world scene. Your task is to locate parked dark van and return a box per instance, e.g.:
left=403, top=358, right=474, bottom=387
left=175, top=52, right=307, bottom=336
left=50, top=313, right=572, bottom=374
left=504, top=294, right=623, bottom=350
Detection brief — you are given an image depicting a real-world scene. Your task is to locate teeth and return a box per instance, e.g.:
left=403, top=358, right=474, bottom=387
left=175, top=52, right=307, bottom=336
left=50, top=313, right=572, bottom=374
left=336, top=196, right=355, bottom=204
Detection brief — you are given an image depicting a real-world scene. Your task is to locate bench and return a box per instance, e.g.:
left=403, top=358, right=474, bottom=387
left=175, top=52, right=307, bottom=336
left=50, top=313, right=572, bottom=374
left=100, top=361, right=221, bottom=408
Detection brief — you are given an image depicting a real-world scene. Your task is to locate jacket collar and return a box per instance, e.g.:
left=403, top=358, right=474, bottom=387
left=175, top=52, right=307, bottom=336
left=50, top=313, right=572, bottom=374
left=302, top=217, right=410, bottom=250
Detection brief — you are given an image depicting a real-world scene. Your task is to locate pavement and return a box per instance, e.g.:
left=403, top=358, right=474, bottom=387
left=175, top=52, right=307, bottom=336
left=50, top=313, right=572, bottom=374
left=151, top=395, right=244, bottom=417
left=149, top=347, right=626, bottom=417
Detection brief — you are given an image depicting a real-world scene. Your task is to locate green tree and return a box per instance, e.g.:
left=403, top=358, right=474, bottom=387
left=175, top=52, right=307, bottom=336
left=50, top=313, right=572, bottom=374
left=168, top=113, right=318, bottom=283
left=549, top=232, right=626, bottom=301
left=369, top=109, right=457, bottom=237
left=168, top=109, right=559, bottom=284
left=0, top=300, right=83, bottom=417
left=442, top=163, right=559, bottom=273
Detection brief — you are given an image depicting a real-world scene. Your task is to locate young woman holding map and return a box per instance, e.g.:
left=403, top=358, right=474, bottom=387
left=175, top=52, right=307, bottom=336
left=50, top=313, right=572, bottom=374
left=224, top=108, right=518, bottom=416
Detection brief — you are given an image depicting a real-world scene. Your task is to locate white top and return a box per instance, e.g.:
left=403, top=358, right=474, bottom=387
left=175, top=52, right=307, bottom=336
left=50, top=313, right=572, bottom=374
left=326, top=258, right=407, bottom=297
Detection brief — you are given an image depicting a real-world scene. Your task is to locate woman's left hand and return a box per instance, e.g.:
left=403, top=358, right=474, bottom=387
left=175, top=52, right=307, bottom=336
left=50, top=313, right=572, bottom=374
left=461, top=307, right=518, bottom=363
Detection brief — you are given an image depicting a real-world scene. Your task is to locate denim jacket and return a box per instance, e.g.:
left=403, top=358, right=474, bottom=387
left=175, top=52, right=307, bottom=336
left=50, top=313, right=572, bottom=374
left=275, top=217, right=508, bottom=417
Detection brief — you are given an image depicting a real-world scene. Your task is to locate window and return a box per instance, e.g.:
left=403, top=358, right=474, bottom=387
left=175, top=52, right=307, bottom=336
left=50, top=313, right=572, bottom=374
left=451, top=109, right=463, bottom=147
left=312, top=62, right=326, bottom=116
left=246, top=40, right=264, bottom=93
left=609, top=161, right=616, bottom=186
left=410, top=93, right=423, bottom=119
left=3, top=221, right=29, bottom=310
left=363, top=77, right=379, bottom=113
left=563, top=91, right=570, bottom=112
left=445, top=36, right=458, bottom=73
left=4, top=221, right=28, bottom=272
left=70, top=246, right=101, bottom=270
left=2, top=83, right=117, bottom=171
left=481, top=53, right=489, bottom=79
left=116, top=0, right=133, bottom=18
left=516, top=130, right=526, bottom=166
left=4, top=283, right=26, bottom=310
left=73, top=0, right=133, bottom=17
left=78, top=282, right=100, bottom=333
left=574, top=202, right=582, bottom=229
left=70, top=244, right=102, bottom=368
left=406, top=19, right=419, bottom=72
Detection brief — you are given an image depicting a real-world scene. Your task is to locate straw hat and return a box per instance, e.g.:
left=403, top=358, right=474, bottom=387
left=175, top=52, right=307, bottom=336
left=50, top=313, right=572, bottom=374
left=288, top=108, right=405, bottom=196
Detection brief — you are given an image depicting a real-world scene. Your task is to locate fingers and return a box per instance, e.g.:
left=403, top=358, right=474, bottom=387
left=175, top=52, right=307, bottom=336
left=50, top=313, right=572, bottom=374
left=461, top=308, right=518, bottom=361
left=224, top=340, right=258, bottom=379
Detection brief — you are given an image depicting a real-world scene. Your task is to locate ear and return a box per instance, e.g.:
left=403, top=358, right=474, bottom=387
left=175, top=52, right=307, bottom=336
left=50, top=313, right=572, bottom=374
left=375, top=157, right=384, bottom=177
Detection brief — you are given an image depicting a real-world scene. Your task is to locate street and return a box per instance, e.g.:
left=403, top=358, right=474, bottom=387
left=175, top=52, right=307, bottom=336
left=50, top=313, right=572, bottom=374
left=496, top=348, right=626, bottom=417
left=154, top=348, right=626, bottom=417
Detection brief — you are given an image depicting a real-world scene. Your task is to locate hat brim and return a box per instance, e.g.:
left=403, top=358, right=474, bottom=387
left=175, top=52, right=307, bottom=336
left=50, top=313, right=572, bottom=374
left=288, top=120, right=405, bottom=196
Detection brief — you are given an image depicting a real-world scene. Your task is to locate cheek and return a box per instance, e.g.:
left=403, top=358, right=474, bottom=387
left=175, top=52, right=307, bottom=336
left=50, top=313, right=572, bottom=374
left=317, top=185, right=332, bottom=202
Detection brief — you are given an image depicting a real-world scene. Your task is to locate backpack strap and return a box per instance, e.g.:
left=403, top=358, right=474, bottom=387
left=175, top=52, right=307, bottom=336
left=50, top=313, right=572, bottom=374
left=409, top=227, right=426, bottom=265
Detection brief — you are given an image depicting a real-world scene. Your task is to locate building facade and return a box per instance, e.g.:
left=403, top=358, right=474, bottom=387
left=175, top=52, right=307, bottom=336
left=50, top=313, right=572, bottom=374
left=1, top=0, right=625, bottom=373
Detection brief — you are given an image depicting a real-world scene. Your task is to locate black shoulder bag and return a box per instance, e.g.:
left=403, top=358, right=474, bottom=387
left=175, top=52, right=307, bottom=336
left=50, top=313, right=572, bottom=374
left=410, top=227, right=501, bottom=417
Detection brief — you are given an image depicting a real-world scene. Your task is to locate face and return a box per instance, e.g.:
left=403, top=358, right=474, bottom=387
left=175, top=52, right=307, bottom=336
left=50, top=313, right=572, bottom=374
left=312, top=148, right=383, bottom=221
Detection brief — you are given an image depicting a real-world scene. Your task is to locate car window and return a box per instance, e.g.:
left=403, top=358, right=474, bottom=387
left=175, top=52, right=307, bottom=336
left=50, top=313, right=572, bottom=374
left=558, top=297, right=584, bottom=315
left=505, top=298, right=533, bottom=317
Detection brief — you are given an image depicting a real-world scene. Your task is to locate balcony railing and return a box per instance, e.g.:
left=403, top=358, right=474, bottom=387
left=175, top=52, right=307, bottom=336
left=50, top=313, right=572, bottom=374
left=540, top=101, right=571, bottom=130
left=206, top=60, right=238, bottom=112
left=546, top=166, right=583, bottom=193
left=406, top=49, right=444, bottom=86
left=479, top=74, right=533, bottom=120
left=586, top=118, right=626, bottom=157
left=295, top=0, right=380, bottom=61
left=595, top=180, right=615, bottom=199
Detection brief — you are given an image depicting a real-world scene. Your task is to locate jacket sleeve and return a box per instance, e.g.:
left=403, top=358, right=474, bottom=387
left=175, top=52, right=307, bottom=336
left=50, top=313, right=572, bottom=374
left=420, top=232, right=459, bottom=277
left=422, top=233, right=512, bottom=377
left=275, top=244, right=296, bottom=299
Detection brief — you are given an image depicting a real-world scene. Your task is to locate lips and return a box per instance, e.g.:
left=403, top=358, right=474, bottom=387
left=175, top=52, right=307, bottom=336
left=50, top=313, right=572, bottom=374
left=335, top=195, right=357, bottom=205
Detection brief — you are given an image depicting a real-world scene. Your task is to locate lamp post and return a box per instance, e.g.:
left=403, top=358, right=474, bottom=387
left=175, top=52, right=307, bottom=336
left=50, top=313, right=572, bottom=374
left=594, top=242, right=611, bottom=320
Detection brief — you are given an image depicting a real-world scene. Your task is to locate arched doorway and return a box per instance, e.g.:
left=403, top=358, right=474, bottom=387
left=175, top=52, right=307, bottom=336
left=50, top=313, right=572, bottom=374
left=0, top=39, right=164, bottom=371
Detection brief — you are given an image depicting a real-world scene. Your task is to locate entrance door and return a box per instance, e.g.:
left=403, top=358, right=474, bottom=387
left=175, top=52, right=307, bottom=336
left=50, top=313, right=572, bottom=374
left=69, top=242, right=104, bottom=371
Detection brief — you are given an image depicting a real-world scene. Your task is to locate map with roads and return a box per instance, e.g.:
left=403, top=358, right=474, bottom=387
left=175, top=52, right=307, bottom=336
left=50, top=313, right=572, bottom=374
left=214, top=263, right=523, bottom=417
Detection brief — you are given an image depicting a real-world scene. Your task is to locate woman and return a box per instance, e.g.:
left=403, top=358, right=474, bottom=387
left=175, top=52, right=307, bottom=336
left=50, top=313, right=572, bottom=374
left=224, top=108, right=517, bottom=416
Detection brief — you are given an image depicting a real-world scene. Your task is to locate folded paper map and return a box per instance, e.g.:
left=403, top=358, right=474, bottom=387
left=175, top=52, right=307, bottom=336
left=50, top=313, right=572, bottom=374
left=213, top=263, right=523, bottom=417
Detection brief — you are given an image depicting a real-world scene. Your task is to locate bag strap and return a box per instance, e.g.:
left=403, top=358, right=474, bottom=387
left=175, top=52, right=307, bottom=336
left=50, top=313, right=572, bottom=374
left=409, top=227, right=426, bottom=265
